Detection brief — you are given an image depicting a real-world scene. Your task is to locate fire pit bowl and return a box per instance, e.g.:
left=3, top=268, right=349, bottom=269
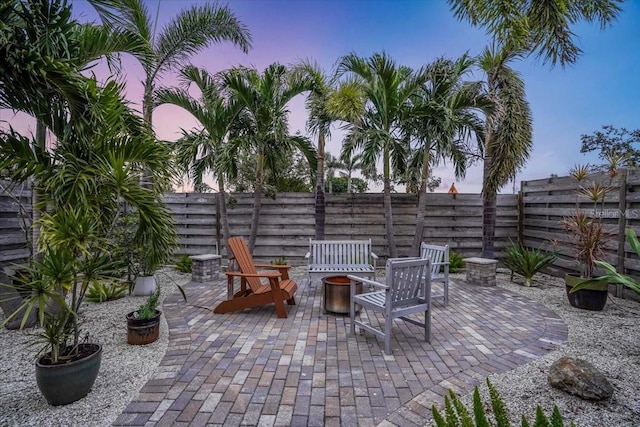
left=322, top=276, right=362, bottom=314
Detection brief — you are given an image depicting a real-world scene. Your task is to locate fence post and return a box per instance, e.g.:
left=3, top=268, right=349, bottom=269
left=517, top=187, right=524, bottom=245
left=616, top=169, right=628, bottom=298
left=216, top=192, right=221, bottom=255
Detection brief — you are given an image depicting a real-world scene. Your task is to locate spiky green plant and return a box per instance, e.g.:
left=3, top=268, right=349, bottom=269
left=86, top=282, right=128, bottom=303
left=174, top=254, right=193, bottom=273
left=501, top=241, right=558, bottom=286
left=432, top=379, right=576, bottom=427
left=449, top=249, right=465, bottom=273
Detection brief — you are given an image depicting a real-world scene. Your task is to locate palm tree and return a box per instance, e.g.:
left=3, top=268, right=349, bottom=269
left=222, top=64, right=317, bottom=251
left=292, top=60, right=338, bottom=240
left=1, top=0, right=147, bottom=258
left=89, top=0, right=252, bottom=186
left=324, top=152, right=345, bottom=194
left=90, top=0, right=251, bottom=125
left=339, top=152, right=366, bottom=194
left=408, top=54, right=493, bottom=254
left=448, top=0, right=622, bottom=67
left=479, top=44, right=532, bottom=258
left=333, top=52, right=426, bottom=258
left=155, top=66, right=241, bottom=254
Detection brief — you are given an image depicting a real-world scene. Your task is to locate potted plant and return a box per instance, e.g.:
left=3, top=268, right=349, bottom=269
left=131, top=213, right=178, bottom=296
left=0, top=208, right=116, bottom=405
left=561, top=162, right=618, bottom=310
left=126, top=288, right=162, bottom=345
left=572, top=226, right=640, bottom=296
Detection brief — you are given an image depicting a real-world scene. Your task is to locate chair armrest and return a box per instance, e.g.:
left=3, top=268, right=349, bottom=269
left=254, top=263, right=291, bottom=270
left=226, top=271, right=281, bottom=279
left=347, top=275, right=388, bottom=290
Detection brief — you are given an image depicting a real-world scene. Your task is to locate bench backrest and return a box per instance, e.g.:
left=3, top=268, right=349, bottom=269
left=420, top=243, right=449, bottom=276
left=309, top=239, right=373, bottom=265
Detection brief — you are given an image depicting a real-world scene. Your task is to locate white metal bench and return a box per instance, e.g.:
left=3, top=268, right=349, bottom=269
left=306, top=239, right=378, bottom=283
left=420, top=243, right=450, bottom=305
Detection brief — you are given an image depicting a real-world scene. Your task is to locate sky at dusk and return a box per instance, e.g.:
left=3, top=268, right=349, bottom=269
left=6, top=0, right=640, bottom=193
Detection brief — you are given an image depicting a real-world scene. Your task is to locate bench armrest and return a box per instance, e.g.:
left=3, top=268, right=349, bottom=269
left=347, top=275, right=387, bottom=290
left=304, top=252, right=310, bottom=259
left=371, top=252, right=378, bottom=259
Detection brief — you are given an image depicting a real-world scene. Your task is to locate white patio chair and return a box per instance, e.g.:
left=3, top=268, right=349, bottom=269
left=420, top=243, right=449, bottom=305
left=348, top=257, right=432, bottom=354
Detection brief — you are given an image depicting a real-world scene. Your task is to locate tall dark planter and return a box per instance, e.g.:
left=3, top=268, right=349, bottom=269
left=126, top=310, right=161, bottom=345
left=565, top=273, right=608, bottom=311
left=35, top=343, right=102, bottom=406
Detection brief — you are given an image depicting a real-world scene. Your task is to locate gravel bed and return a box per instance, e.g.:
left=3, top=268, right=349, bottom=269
left=441, top=269, right=640, bottom=427
left=0, top=268, right=190, bottom=427
left=1, top=267, right=639, bottom=426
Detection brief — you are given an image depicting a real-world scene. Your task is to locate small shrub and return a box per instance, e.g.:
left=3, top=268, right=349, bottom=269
left=135, top=289, right=160, bottom=320
left=271, top=257, right=288, bottom=265
left=501, top=241, right=558, bottom=286
left=449, top=249, right=464, bottom=273
left=86, top=282, right=128, bottom=303
left=431, top=379, right=575, bottom=427
left=174, top=254, right=193, bottom=273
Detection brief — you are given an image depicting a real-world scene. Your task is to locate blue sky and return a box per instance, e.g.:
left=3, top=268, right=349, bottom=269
left=10, top=0, right=640, bottom=193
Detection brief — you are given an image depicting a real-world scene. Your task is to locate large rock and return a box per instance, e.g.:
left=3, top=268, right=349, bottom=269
left=548, top=357, right=613, bottom=400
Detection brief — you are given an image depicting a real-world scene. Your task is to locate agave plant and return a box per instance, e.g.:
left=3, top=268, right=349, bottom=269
left=501, top=241, right=559, bottom=286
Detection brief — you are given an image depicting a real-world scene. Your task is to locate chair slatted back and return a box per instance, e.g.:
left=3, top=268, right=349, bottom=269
left=385, top=258, right=430, bottom=304
left=420, top=243, right=448, bottom=276
left=310, top=239, right=372, bottom=264
left=227, top=237, right=263, bottom=292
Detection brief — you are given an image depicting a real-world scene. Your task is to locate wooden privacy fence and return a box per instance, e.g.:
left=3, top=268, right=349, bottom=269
left=5, top=169, right=640, bottom=289
left=0, top=180, right=31, bottom=269
left=521, top=168, right=640, bottom=297
left=164, top=192, right=519, bottom=264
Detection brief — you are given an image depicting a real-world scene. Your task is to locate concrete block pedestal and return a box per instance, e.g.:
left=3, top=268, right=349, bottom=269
left=463, top=257, right=499, bottom=287
left=190, top=254, right=222, bottom=283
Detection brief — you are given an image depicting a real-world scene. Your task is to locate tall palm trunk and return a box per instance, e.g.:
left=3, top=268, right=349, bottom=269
left=482, top=154, right=496, bottom=258
left=248, top=150, right=264, bottom=251
left=411, top=149, right=431, bottom=255
left=383, top=145, right=397, bottom=257
left=217, top=177, right=231, bottom=257
left=315, top=131, right=326, bottom=240
left=32, top=121, right=47, bottom=259
left=140, top=80, right=154, bottom=189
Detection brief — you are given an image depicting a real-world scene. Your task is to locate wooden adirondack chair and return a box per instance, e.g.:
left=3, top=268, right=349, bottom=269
left=348, top=257, right=432, bottom=354
left=214, top=237, right=297, bottom=318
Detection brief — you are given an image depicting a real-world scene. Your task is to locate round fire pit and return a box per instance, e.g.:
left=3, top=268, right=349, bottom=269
left=322, top=276, right=362, bottom=314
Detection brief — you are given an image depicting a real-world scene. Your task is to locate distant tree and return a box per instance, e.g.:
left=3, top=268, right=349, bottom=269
left=327, top=177, right=368, bottom=194
left=580, top=126, right=640, bottom=168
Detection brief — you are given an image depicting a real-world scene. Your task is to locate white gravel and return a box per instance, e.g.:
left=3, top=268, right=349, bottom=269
left=442, top=269, right=640, bottom=427
left=0, top=268, right=190, bottom=427
left=1, top=267, right=639, bottom=427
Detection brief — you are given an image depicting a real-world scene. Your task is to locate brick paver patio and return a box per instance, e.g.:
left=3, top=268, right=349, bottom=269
left=114, top=272, right=567, bottom=426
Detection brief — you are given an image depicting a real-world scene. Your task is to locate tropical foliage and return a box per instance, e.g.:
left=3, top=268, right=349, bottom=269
left=501, top=241, right=558, bottom=286
left=448, top=0, right=622, bottom=67
left=573, top=227, right=640, bottom=295
left=432, top=379, right=575, bottom=427
left=332, top=52, right=427, bottom=257
left=221, top=63, right=317, bottom=250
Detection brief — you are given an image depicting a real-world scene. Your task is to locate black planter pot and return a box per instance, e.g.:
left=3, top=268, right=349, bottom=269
left=35, top=343, right=102, bottom=406
left=565, top=274, right=608, bottom=311
left=126, top=310, right=161, bottom=345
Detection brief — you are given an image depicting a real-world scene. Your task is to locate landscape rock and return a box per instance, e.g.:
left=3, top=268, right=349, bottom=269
left=548, top=356, right=613, bottom=400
